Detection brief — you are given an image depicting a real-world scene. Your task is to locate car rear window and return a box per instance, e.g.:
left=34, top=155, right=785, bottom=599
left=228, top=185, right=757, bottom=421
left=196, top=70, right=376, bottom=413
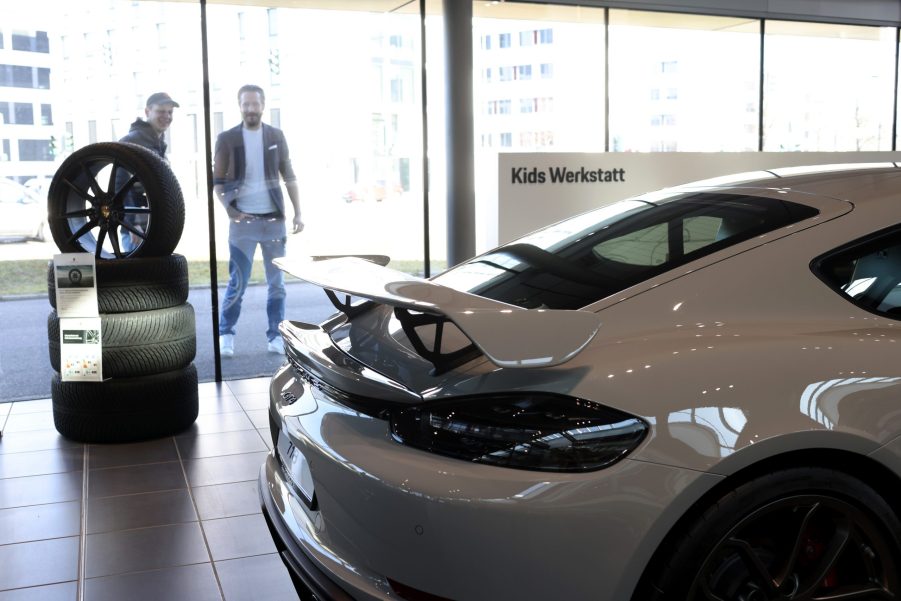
left=435, top=192, right=818, bottom=309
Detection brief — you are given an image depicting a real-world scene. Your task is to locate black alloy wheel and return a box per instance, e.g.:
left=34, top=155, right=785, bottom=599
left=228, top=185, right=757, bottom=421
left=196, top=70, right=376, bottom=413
left=47, top=142, right=184, bottom=259
left=646, top=468, right=901, bottom=601
left=692, top=495, right=897, bottom=600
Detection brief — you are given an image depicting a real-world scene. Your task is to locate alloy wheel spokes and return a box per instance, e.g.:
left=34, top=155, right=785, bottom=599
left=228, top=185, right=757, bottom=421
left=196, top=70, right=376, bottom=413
left=62, top=177, right=95, bottom=204
left=67, top=219, right=98, bottom=246
left=776, top=502, right=822, bottom=588
left=111, top=172, right=137, bottom=205
left=106, top=161, right=120, bottom=202
left=696, top=495, right=898, bottom=601
left=794, top=518, right=851, bottom=598
left=81, top=162, right=104, bottom=199
left=697, top=577, right=729, bottom=601
left=809, top=583, right=894, bottom=600
left=726, top=537, right=780, bottom=596
left=61, top=207, right=94, bottom=219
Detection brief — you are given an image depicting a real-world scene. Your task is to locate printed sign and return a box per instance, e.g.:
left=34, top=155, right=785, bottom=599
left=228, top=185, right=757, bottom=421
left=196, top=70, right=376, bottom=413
left=53, top=253, right=99, bottom=318
left=59, top=317, right=102, bottom=382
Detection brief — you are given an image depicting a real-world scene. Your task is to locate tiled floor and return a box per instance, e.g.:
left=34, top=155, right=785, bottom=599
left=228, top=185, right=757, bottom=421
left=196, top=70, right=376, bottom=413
left=0, top=377, right=300, bottom=601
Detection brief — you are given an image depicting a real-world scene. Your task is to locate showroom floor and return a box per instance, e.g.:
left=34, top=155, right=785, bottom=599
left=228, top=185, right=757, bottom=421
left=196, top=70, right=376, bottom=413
left=0, top=377, right=301, bottom=601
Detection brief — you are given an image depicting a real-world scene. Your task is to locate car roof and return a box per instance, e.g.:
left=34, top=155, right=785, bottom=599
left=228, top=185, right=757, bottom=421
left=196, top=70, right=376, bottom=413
left=686, top=163, right=901, bottom=205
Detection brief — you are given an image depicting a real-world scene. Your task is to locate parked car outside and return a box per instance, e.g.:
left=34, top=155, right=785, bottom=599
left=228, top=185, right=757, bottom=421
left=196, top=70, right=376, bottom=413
left=0, top=178, right=47, bottom=242
left=262, top=163, right=901, bottom=600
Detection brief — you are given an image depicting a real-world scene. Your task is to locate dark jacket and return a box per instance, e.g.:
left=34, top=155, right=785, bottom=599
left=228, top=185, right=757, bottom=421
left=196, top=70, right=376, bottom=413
left=212, top=123, right=297, bottom=218
left=119, top=119, right=167, bottom=157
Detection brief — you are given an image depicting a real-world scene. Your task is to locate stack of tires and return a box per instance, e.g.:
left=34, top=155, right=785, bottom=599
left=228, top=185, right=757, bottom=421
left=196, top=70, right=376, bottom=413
left=45, top=142, right=198, bottom=443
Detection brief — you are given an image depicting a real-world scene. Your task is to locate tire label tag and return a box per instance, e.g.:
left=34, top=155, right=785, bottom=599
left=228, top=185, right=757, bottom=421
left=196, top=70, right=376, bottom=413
left=59, top=317, right=103, bottom=382
left=53, top=253, right=99, bottom=318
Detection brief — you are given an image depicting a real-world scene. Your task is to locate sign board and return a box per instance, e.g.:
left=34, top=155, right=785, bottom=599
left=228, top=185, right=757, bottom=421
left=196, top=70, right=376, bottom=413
left=496, top=151, right=901, bottom=246
left=52, top=253, right=102, bottom=382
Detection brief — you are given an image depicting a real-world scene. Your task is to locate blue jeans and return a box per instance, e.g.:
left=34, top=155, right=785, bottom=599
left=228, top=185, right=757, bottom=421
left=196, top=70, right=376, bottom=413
left=219, top=217, right=287, bottom=341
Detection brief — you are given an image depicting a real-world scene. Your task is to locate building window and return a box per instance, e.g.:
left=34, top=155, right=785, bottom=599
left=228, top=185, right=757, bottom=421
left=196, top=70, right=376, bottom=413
left=484, top=67, right=492, bottom=82
left=538, top=29, right=553, bottom=44
left=540, top=63, right=553, bottom=79
left=515, top=65, right=532, bottom=80
left=270, top=107, right=281, bottom=129
left=499, top=66, right=514, bottom=82
left=519, top=31, right=534, bottom=46
left=390, top=77, right=404, bottom=103
left=11, top=31, right=49, bottom=53
left=88, top=120, right=97, bottom=144
left=666, top=88, right=678, bottom=100
left=1, top=139, right=9, bottom=161
left=213, top=112, right=224, bottom=137
left=498, top=99, right=511, bottom=114
left=661, top=60, right=678, bottom=73
left=481, top=34, right=491, bottom=50
left=18, top=139, right=53, bottom=161
left=499, top=33, right=511, bottom=48
left=14, top=103, right=34, bottom=125
left=500, top=132, right=512, bottom=147
left=0, top=103, right=9, bottom=125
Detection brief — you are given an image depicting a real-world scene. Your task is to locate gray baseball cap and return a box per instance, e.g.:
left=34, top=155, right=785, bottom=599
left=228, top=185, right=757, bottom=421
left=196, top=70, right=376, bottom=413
left=146, top=92, right=180, bottom=108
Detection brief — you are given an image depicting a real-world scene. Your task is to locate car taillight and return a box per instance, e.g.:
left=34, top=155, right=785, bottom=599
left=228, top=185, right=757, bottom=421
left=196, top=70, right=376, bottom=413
left=390, top=393, right=647, bottom=472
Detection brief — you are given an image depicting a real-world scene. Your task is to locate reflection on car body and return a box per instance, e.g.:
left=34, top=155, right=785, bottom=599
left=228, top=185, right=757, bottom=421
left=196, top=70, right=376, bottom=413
left=261, top=163, right=901, bottom=600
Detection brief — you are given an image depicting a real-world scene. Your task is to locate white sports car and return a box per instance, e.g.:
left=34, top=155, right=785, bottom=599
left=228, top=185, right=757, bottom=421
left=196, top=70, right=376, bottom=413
left=260, top=163, right=901, bottom=601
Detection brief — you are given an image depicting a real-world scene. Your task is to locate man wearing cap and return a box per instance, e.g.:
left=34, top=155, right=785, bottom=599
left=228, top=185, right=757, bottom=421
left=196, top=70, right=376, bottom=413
left=121, top=92, right=179, bottom=158
left=117, top=92, right=180, bottom=252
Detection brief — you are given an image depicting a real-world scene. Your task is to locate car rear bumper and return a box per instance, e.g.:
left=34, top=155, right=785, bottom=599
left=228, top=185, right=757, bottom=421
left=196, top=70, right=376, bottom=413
left=261, top=451, right=400, bottom=600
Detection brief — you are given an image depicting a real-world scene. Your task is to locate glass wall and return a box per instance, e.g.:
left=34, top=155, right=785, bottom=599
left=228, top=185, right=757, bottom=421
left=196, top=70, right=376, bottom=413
left=608, top=10, right=760, bottom=152
left=469, top=3, right=607, bottom=253
left=0, top=0, right=427, bottom=399
left=1, top=0, right=901, bottom=401
left=763, top=21, right=896, bottom=151
left=204, top=4, right=425, bottom=378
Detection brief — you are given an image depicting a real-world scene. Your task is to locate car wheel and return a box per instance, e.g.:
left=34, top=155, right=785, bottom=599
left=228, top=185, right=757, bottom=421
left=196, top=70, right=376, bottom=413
left=47, top=254, right=189, bottom=313
left=647, top=467, right=901, bottom=600
left=48, top=304, right=196, bottom=378
left=51, top=364, right=199, bottom=443
left=47, top=142, right=185, bottom=259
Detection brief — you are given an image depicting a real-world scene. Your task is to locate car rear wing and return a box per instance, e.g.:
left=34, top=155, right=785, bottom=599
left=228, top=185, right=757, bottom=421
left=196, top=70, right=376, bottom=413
left=273, top=256, right=602, bottom=372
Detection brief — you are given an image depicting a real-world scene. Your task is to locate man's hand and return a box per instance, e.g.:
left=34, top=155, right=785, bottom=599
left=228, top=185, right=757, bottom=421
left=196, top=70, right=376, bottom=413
left=292, top=214, right=304, bottom=234
left=225, top=205, right=245, bottom=221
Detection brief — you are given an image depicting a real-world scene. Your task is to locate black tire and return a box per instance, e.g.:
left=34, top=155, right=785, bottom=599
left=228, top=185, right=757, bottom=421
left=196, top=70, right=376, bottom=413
left=47, top=254, right=189, bottom=313
left=47, top=142, right=185, bottom=259
left=48, top=304, right=196, bottom=378
left=51, top=364, right=199, bottom=443
left=645, top=467, right=901, bottom=600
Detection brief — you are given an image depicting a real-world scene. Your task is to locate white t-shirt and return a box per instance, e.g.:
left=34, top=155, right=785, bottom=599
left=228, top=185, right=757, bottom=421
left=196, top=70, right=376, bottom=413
left=236, top=126, right=277, bottom=214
